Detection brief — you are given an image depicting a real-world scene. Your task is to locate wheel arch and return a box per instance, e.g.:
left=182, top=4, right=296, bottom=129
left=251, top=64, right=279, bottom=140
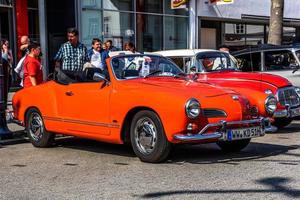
left=121, top=106, right=162, bottom=144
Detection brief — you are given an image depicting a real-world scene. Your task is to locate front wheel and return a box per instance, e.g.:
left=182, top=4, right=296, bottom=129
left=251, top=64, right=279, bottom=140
left=130, top=110, right=171, bottom=163
left=25, top=108, right=54, bottom=147
left=216, top=139, right=251, bottom=152
left=273, top=118, right=292, bottom=128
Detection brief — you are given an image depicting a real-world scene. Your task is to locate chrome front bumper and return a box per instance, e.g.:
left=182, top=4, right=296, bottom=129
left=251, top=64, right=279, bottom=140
left=174, top=117, right=276, bottom=142
left=273, top=105, right=300, bottom=118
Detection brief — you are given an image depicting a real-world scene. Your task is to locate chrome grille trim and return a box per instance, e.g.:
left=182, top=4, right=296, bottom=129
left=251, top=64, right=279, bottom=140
left=203, top=109, right=227, bottom=118
left=277, top=87, right=300, bottom=107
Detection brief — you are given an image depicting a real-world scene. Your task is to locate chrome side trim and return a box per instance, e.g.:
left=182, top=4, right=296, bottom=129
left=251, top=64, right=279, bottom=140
left=43, top=116, right=120, bottom=128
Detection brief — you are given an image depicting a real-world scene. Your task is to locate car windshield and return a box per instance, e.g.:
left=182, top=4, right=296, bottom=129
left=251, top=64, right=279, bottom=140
left=111, top=54, right=184, bottom=80
left=196, top=52, right=238, bottom=72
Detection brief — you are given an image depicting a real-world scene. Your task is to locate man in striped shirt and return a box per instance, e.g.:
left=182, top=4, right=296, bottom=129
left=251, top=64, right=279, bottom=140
left=54, top=28, right=89, bottom=72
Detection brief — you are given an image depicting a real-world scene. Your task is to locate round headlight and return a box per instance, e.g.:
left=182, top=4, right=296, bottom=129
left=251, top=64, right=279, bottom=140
left=185, top=98, right=200, bottom=119
left=264, top=89, right=273, bottom=95
left=265, top=95, right=277, bottom=114
left=295, top=87, right=300, bottom=97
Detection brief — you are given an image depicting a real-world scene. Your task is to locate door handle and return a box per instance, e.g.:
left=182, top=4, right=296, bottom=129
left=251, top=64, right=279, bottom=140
left=65, top=91, right=74, bottom=96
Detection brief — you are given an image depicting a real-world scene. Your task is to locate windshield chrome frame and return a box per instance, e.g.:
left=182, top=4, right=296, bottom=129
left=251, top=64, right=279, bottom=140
left=109, top=54, right=186, bottom=81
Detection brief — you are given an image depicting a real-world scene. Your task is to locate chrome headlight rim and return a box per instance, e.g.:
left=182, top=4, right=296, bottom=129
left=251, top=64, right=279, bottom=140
left=265, top=95, right=277, bottom=114
left=185, top=98, right=201, bottom=119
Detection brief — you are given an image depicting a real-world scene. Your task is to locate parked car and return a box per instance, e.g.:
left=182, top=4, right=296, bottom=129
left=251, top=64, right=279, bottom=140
left=232, top=44, right=300, bottom=87
left=154, top=49, right=300, bottom=128
left=12, top=54, right=272, bottom=163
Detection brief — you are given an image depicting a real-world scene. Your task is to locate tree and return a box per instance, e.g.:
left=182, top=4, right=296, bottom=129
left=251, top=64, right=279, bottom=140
left=268, top=0, right=284, bottom=45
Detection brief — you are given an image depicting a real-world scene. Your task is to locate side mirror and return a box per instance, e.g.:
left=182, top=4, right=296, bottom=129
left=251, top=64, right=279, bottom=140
left=93, top=73, right=109, bottom=84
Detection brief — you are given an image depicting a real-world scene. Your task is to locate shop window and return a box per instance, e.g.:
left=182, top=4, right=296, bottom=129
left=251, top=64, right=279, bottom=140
left=245, top=25, right=264, bottom=46
left=28, top=0, right=39, bottom=42
left=0, top=0, right=12, bottom=6
left=224, top=23, right=246, bottom=51
left=136, top=14, right=163, bottom=52
left=235, top=24, right=245, bottom=34
left=164, top=17, right=188, bottom=50
left=103, top=11, right=134, bottom=50
left=103, top=0, right=133, bottom=11
left=81, top=0, right=102, bottom=47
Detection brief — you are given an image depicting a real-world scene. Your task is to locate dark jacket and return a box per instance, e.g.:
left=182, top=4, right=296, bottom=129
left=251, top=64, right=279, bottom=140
left=87, top=48, right=109, bottom=67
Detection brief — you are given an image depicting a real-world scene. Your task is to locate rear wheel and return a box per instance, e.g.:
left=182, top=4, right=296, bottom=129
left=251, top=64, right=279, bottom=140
left=25, top=108, right=54, bottom=147
left=216, top=139, right=251, bottom=152
left=273, top=118, right=292, bottom=128
left=130, top=110, right=171, bottom=163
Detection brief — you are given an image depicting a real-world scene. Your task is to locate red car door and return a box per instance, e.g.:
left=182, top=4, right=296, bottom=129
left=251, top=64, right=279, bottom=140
left=55, top=82, right=111, bottom=136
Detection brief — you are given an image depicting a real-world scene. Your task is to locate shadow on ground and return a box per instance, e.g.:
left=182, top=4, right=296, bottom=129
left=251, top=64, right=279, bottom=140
left=139, top=177, right=300, bottom=199
left=55, top=137, right=136, bottom=158
left=53, top=136, right=300, bottom=166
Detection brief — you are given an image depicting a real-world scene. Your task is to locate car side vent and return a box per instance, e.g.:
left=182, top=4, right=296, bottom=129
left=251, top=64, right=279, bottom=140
left=203, top=109, right=227, bottom=118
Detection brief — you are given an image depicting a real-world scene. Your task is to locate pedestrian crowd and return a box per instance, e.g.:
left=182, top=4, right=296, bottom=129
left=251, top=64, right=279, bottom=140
left=3, top=27, right=137, bottom=91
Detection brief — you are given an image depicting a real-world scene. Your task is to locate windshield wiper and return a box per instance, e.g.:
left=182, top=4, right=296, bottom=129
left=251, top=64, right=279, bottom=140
left=144, top=70, right=162, bottom=78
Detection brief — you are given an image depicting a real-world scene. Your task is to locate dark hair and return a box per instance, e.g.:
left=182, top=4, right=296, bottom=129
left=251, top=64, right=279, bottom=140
left=106, top=40, right=113, bottom=45
left=92, top=38, right=101, bottom=45
left=127, top=42, right=135, bottom=49
left=28, top=42, right=40, bottom=52
left=218, top=44, right=229, bottom=50
left=67, top=27, right=79, bottom=36
left=1, top=39, right=8, bottom=47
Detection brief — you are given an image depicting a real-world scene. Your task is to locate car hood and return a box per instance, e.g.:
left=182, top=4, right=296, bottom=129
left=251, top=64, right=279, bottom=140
left=120, top=77, right=237, bottom=98
left=202, top=71, right=292, bottom=88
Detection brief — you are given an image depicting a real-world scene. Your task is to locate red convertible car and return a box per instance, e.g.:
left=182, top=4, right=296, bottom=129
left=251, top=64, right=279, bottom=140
left=13, top=54, right=273, bottom=162
left=155, top=49, right=300, bottom=128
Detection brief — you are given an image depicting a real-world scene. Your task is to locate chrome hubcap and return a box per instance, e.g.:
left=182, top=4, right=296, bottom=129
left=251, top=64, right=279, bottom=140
left=134, top=117, right=157, bottom=155
left=28, top=112, right=44, bottom=141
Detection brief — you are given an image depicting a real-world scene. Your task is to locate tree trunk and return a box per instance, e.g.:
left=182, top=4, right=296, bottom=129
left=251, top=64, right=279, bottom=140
left=268, top=0, right=284, bottom=45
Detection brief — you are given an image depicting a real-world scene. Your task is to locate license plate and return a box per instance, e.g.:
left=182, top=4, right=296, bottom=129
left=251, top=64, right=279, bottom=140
left=226, top=126, right=264, bottom=141
left=290, top=107, right=300, bottom=117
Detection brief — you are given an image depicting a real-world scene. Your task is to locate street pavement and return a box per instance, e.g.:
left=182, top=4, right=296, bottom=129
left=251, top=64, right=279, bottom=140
left=0, top=120, right=300, bottom=200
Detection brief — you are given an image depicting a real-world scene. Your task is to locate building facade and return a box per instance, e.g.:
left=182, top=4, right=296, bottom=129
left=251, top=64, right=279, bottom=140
left=3, top=0, right=300, bottom=78
left=197, top=0, right=300, bottom=51
left=78, top=0, right=189, bottom=52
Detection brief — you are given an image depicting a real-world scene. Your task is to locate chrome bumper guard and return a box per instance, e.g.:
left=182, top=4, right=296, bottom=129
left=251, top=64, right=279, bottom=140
left=273, top=105, right=300, bottom=118
left=174, top=117, right=276, bottom=142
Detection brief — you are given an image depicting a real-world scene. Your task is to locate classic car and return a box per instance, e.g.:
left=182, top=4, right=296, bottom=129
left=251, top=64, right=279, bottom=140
left=154, top=49, right=300, bottom=128
left=12, top=54, right=274, bottom=163
left=232, top=44, right=300, bottom=87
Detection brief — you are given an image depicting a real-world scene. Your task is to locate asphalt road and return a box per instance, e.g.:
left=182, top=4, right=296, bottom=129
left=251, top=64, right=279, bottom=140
left=0, top=121, right=300, bottom=200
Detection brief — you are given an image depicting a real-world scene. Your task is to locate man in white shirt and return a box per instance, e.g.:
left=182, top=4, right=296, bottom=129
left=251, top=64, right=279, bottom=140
left=87, top=38, right=108, bottom=70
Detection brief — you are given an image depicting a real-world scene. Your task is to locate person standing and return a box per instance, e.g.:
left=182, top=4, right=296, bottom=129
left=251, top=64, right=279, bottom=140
left=54, top=28, right=89, bottom=72
left=87, top=38, right=108, bottom=70
left=20, top=35, right=30, bottom=57
left=124, top=42, right=138, bottom=53
left=1, top=39, right=13, bottom=94
left=23, top=42, right=43, bottom=88
left=105, top=40, right=118, bottom=53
